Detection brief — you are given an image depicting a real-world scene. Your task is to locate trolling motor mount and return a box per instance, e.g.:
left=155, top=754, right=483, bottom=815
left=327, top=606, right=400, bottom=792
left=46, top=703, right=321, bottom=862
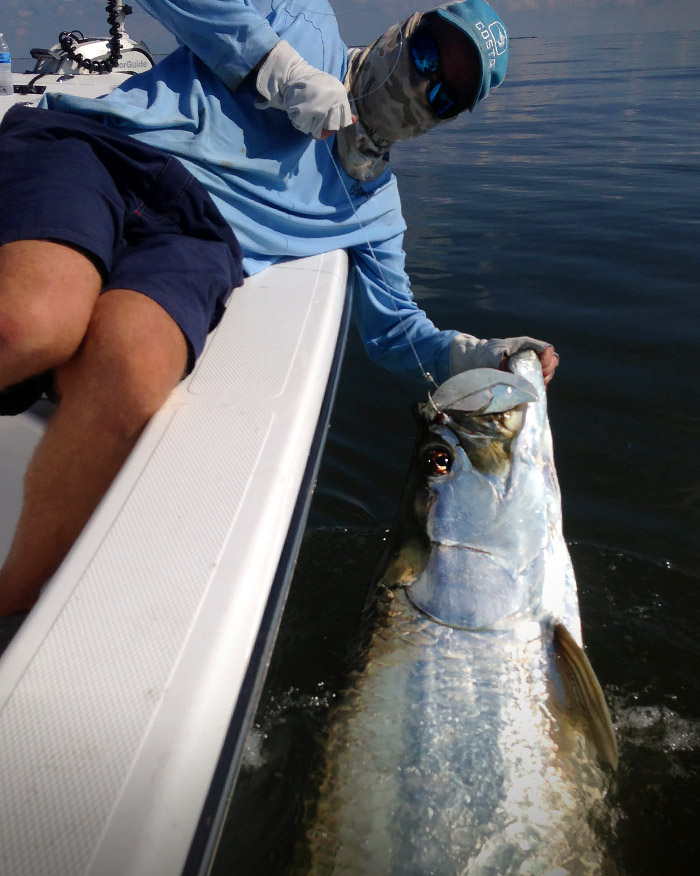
left=30, top=1, right=153, bottom=76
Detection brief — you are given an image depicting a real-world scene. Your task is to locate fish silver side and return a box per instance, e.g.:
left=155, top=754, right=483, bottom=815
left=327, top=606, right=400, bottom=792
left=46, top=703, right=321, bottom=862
left=297, top=351, right=618, bottom=875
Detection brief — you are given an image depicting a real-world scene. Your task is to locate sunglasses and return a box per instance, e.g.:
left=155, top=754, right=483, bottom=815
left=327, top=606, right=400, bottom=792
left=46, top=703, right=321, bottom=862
left=409, top=27, right=459, bottom=118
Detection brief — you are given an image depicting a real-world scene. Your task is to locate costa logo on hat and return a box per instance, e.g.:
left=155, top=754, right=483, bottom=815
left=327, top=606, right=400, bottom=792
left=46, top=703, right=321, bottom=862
left=435, top=0, right=509, bottom=111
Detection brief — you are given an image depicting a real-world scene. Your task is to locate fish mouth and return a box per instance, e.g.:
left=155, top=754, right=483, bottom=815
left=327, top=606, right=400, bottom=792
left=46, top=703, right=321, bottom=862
left=418, top=368, right=536, bottom=476
left=415, top=406, right=526, bottom=479
left=428, top=368, right=537, bottom=415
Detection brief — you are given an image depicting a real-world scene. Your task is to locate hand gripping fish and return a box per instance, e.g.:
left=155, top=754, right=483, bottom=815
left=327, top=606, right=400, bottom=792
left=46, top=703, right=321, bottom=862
left=297, top=351, right=618, bottom=876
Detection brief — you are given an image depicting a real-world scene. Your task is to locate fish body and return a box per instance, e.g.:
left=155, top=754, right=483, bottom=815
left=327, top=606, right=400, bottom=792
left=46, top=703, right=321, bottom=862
left=299, top=352, right=617, bottom=875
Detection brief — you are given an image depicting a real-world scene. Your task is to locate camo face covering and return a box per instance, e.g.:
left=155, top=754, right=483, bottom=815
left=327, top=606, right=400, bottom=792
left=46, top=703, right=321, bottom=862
left=338, top=13, right=447, bottom=182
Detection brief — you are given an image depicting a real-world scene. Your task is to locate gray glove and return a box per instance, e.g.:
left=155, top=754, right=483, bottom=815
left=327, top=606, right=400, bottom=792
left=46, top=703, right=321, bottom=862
left=256, top=40, right=353, bottom=139
left=450, top=333, right=552, bottom=375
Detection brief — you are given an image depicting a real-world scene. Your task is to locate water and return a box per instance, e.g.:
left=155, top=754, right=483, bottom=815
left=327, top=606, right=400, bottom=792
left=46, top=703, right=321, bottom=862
left=220, top=31, right=700, bottom=874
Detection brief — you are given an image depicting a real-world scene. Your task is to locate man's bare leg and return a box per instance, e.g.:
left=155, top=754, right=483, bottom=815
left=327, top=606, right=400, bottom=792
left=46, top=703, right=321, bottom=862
left=0, top=287, right=188, bottom=615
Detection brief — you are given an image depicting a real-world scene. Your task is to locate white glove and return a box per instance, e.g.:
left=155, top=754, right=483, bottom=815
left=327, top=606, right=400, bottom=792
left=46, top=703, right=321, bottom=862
left=256, top=40, right=353, bottom=139
left=450, top=333, right=552, bottom=374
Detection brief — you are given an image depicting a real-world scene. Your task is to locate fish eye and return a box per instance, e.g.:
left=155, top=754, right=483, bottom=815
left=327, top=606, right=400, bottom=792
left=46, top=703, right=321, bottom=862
left=424, top=447, right=453, bottom=476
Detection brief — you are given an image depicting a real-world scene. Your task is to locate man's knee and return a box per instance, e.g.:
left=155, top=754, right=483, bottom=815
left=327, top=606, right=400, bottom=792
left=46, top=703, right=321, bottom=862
left=0, top=301, right=73, bottom=366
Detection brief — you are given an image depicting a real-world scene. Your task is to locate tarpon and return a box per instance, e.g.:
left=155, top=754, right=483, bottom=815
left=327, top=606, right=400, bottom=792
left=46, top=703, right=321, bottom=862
left=296, top=351, right=618, bottom=875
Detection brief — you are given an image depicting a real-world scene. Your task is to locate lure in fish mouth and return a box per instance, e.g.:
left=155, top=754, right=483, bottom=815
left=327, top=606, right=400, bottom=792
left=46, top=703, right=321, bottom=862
left=428, top=365, right=539, bottom=417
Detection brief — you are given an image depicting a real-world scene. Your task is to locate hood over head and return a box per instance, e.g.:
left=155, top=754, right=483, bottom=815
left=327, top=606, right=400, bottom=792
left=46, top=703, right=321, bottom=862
left=338, top=1, right=509, bottom=181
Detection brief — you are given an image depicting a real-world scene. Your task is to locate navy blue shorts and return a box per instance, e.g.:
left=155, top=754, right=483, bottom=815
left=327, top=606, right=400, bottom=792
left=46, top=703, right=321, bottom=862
left=0, top=105, right=244, bottom=369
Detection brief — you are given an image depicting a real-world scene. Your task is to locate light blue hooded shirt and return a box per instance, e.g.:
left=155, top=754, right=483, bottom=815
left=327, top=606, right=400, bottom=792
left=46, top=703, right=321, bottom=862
left=43, top=0, right=457, bottom=380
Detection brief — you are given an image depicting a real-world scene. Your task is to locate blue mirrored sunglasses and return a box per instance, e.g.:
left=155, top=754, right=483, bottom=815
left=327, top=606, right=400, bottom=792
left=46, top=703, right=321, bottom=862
left=409, top=28, right=457, bottom=118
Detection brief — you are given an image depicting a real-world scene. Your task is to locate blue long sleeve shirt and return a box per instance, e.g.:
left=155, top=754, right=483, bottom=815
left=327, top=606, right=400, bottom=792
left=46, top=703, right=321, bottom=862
left=44, top=0, right=457, bottom=381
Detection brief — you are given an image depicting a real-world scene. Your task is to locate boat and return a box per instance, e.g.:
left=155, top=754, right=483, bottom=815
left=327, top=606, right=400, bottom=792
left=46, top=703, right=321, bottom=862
left=0, top=7, right=351, bottom=874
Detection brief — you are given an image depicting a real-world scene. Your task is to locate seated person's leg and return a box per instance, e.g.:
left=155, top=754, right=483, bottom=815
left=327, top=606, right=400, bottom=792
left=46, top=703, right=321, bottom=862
left=0, top=153, right=242, bottom=615
left=0, top=107, right=119, bottom=413
left=0, top=287, right=188, bottom=615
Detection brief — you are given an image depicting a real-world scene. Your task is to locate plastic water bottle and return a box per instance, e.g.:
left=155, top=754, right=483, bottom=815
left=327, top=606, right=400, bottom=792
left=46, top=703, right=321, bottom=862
left=0, top=33, right=13, bottom=96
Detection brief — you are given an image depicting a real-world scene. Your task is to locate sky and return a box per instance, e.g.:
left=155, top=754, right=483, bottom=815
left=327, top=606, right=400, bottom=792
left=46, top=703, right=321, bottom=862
left=1, top=0, right=699, bottom=63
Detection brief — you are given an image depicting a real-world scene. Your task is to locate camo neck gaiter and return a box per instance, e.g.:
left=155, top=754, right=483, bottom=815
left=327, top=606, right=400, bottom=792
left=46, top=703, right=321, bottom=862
left=338, top=13, right=447, bottom=182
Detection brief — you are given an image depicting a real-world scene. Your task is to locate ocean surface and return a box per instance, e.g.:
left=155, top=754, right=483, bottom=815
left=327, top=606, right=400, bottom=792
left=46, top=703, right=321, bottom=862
left=209, top=30, right=700, bottom=875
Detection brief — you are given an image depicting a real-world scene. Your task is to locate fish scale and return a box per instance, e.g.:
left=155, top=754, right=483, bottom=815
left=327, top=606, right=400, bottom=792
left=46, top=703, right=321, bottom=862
left=301, top=588, right=607, bottom=875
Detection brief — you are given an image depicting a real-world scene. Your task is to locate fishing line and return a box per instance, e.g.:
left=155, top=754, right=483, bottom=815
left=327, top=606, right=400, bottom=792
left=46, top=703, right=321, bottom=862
left=299, top=3, right=406, bottom=100
left=323, top=137, right=438, bottom=391
left=305, top=10, right=439, bottom=392
left=345, top=31, right=406, bottom=103
left=292, top=4, right=408, bottom=104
